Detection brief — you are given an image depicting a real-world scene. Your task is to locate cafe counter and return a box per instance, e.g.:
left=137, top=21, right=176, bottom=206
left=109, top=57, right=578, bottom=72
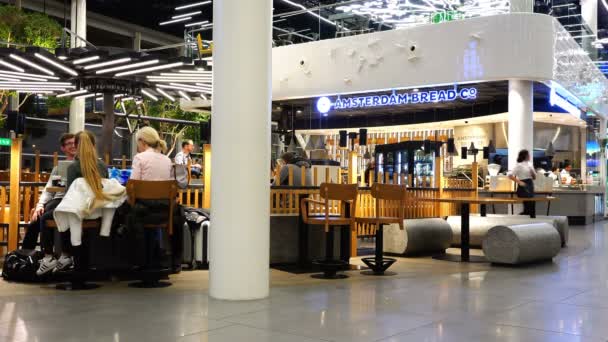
left=479, top=186, right=605, bottom=225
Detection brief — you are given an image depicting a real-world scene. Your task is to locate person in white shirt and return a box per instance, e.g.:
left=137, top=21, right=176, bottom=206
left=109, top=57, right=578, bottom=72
left=560, top=162, right=573, bottom=184
left=22, top=134, right=76, bottom=255
left=508, top=149, right=537, bottom=216
left=174, top=139, right=202, bottom=177
left=548, top=166, right=560, bottom=187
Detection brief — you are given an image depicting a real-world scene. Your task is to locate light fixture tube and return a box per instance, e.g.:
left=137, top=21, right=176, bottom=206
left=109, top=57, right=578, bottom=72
left=178, top=91, right=192, bottom=101
left=141, top=89, right=159, bottom=101
left=56, top=89, right=88, bottom=98
left=115, top=62, right=184, bottom=77
left=97, top=60, right=160, bottom=75
left=156, top=88, right=175, bottom=101
left=9, top=54, right=55, bottom=75
left=0, top=59, right=25, bottom=72
left=72, top=56, right=101, bottom=65
left=175, top=1, right=211, bottom=10
left=173, top=11, right=201, bottom=19
left=34, top=53, right=79, bottom=76
left=160, top=17, right=192, bottom=26
left=185, top=20, right=210, bottom=27
left=84, top=57, right=132, bottom=70
left=0, top=70, right=59, bottom=80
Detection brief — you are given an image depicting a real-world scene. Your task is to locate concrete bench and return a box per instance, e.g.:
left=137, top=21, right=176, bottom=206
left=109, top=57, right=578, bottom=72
left=383, top=218, right=453, bottom=256
left=482, top=223, right=561, bottom=265
left=446, top=215, right=568, bottom=248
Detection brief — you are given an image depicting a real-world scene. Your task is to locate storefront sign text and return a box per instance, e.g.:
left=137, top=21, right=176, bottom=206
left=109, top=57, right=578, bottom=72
left=317, top=87, right=478, bottom=114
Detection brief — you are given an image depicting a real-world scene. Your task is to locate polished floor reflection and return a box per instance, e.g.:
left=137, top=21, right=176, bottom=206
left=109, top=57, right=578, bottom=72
left=0, top=221, right=607, bottom=341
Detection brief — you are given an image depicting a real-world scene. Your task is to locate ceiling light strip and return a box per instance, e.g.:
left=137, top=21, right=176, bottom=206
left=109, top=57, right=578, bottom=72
left=72, top=56, right=101, bottom=65
left=96, top=60, right=160, bottom=75
left=178, top=91, right=192, bottom=101
left=84, top=57, right=132, bottom=70
left=34, top=53, right=79, bottom=76
left=0, top=59, right=25, bottom=72
left=173, top=11, right=201, bottom=19
left=185, top=20, right=210, bottom=27
left=160, top=17, right=192, bottom=26
left=115, top=62, right=184, bottom=77
left=156, top=88, right=176, bottom=101
left=56, top=89, right=88, bottom=98
left=175, top=1, right=211, bottom=10
left=141, top=89, right=159, bottom=101
left=9, top=54, right=55, bottom=76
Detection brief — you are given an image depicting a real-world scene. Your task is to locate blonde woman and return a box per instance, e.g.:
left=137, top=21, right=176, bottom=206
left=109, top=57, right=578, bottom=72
left=129, top=126, right=183, bottom=273
left=39, top=131, right=126, bottom=275
left=131, top=126, right=172, bottom=181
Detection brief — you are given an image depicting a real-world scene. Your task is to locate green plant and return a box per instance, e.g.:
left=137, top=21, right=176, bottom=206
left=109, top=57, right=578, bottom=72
left=46, top=96, right=72, bottom=110
left=0, top=5, right=63, bottom=114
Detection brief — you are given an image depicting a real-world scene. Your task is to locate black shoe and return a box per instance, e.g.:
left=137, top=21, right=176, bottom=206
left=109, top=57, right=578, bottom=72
left=171, top=265, right=182, bottom=274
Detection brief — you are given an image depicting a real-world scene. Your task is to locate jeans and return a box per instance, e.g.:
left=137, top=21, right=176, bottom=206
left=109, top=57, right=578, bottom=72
left=22, top=198, right=62, bottom=252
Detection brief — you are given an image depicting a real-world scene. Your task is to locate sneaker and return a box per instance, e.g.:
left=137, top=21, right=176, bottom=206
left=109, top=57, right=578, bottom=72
left=36, top=256, right=58, bottom=276
left=54, top=256, right=73, bottom=272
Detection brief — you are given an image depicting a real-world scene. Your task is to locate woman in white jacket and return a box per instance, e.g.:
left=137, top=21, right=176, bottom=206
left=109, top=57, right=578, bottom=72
left=37, top=131, right=126, bottom=275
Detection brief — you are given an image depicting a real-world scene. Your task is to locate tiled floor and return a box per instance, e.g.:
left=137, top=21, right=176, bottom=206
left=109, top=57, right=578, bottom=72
left=0, top=221, right=607, bottom=341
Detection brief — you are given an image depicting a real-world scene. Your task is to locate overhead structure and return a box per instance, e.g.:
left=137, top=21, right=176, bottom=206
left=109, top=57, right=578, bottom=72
left=0, top=47, right=212, bottom=102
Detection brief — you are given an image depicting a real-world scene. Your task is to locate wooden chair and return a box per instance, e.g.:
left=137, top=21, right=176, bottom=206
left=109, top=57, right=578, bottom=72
left=126, top=179, right=178, bottom=288
left=45, top=219, right=103, bottom=290
left=355, top=183, right=407, bottom=276
left=300, top=183, right=358, bottom=279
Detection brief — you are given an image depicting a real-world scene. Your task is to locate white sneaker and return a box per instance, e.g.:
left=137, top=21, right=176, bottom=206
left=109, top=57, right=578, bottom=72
left=36, top=256, right=58, bottom=276
left=54, top=256, right=73, bottom=272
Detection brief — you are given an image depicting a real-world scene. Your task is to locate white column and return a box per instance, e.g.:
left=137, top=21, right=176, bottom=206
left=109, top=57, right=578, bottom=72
left=69, top=0, right=86, bottom=133
left=210, top=0, right=271, bottom=300
left=508, top=80, right=534, bottom=170
left=580, top=127, right=587, bottom=182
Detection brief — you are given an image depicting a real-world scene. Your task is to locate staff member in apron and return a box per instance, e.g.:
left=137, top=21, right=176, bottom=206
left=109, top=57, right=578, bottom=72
left=508, top=149, right=537, bottom=216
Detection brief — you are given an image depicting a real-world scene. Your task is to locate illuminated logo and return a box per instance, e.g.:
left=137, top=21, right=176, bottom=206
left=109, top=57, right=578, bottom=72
left=316, top=87, right=478, bottom=113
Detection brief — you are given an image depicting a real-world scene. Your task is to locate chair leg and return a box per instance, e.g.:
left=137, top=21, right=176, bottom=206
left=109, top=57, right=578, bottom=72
left=361, top=224, right=397, bottom=276
left=311, top=228, right=348, bottom=280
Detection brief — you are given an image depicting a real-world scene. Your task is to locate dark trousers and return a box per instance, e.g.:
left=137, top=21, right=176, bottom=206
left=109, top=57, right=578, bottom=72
left=22, top=198, right=62, bottom=252
left=516, top=178, right=535, bottom=216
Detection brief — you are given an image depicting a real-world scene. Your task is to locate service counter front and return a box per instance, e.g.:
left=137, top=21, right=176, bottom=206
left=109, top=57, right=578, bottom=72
left=479, top=186, right=605, bottom=225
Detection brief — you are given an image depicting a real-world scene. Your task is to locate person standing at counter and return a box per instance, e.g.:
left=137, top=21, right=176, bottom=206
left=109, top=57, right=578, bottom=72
left=508, top=149, right=536, bottom=216
left=561, top=162, right=573, bottom=184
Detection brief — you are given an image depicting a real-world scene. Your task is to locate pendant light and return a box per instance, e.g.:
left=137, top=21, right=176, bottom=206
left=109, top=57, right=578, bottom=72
left=305, top=135, right=316, bottom=151
left=315, top=135, right=326, bottom=150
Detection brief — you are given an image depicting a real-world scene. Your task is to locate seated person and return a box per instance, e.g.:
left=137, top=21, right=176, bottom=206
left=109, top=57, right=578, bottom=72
left=275, top=152, right=312, bottom=186
left=38, top=131, right=112, bottom=275
left=129, top=127, right=184, bottom=272
left=23, top=133, right=76, bottom=269
left=174, top=140, right=201, bottom=178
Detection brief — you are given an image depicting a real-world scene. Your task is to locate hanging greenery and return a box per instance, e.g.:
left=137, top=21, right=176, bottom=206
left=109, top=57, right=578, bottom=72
left=0, top=5, right=63, bottom=116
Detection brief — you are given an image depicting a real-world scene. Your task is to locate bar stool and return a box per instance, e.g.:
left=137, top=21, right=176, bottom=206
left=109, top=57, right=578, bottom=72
left=45, top=219, right=102, bottom=291
left=356, top=183, right=406, bottom=276
left=300, top=183, right=358, bottom=279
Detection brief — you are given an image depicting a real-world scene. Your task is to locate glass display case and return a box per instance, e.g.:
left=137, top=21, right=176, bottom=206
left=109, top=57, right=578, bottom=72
left=374, top=141, right=441, bottom=187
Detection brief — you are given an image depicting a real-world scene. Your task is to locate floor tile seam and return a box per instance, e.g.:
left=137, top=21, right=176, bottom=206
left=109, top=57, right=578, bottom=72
left=369, top=319, right=443, bottom=342
left=558, top=289, right=594, bottom=302
left=214, top=306, right=276, bottom=321
left=178, top=322, right=238, bottom=338
left=225, top=322, right=335, bottom=342
left=493, top=322, right=596, bottom=338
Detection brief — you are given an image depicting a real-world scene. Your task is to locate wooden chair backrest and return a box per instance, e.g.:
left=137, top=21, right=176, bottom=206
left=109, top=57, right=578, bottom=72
left=126, top=180, right=178, bottom=234
left=319, top=183, right=358, bottom=202
left=370, top=183, right=407, bottom=201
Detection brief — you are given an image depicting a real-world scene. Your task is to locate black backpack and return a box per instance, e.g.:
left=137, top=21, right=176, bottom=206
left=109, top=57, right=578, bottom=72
left=2, top=249, right=44, bottom=282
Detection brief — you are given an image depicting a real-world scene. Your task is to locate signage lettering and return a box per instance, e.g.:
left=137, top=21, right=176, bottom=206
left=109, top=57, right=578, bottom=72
left=317, top=87, right=478, bottom=113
